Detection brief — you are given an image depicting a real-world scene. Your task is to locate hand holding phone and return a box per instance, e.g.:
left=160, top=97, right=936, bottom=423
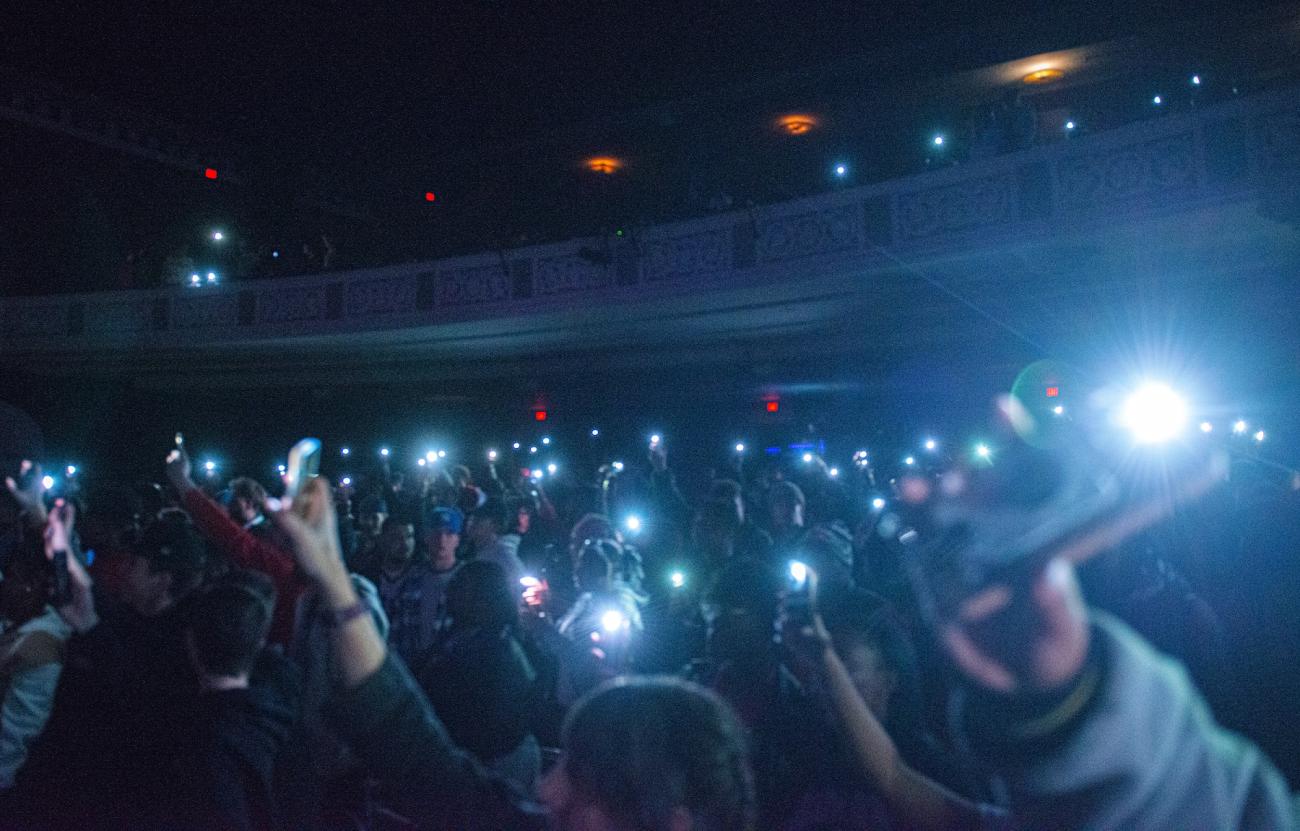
left=284, top=438, right=323, bottom=499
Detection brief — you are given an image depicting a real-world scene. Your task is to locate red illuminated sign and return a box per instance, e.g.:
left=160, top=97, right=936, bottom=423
left=203, top=168, right=219, bottom=180
left=1046, top=387, right=1059, bottom=398
left=534, top=410, right=548, bottom=422
left=766, top=400, right=780, bottom=413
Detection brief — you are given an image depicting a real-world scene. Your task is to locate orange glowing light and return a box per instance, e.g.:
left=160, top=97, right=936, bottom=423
left=1023, top=68, right=1064, bottom=85
left=584, top=156, right=625, bottom=175
left=774, top=113, right=821, bottom=136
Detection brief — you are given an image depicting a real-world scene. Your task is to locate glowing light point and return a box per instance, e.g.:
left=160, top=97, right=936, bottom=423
left=1200, top=422, right=1214, bottom=433
left=340, top=447, right=350, bottom=456
left=833, top=163, right=847, bottom=177
left=829, top=467, right=840, bottom=478
left=612, top=461, right=625, bottom=472
left=203, top=460, right=217, bottom=473
left=735, top=443, right=746, bottom=453
left=437, top=450, right=446, bottom=459
left=670, top=571, right=686, bottom=589
left=1053, top=405, right=1065, bottom=416
left=924, top=439, right=937, bottom=451
left=932, top=135, right=945, bottom=147
left=1254, top=430, right=1266, bottom=443
left=512, top=442, right=521, bottom=450
left=871, top=497, right=886, bottom=510
left=624, top=515, right=642, bottom=533
left=591, top=428, right=600, bottom=437
left=650, top=434, right=661, bottom=445
left=802, top=452, right=814, bottom=463
left=211, top=230, right=224, bottom=241
left=975, top=444, right=992, bottom=459
left=488, top=450, right=499, bottom=461
left=190, top=274, right=201, bottom=286
left=417, top=458, right=427, bottom=467
left=546, top=463, right=558, bottom=475
left=1191, top=75, right=1202, bottom=86
left=1120, top=383, right=1188, bottom=444
left=904, top=456, right=916, bottom=466
left=788, top=561, right=808, bottom=586
left=379, top=447, right=390, bottom=457
left=529, top=446, right=538, bottom=455
left=426, top=451, right=437, bottom=463
left=1065, top=120, right=1076, bottom=131
left=1233, top=420, right=1248, bottom=435
left=66, top=465, right=78, bottom=476
left=341, top=476, right=352, bottom=486
left=1153, top=95, right=1163, bottom=105
left=41, top=475, right=55, bottom=490
left=542, top=437, right=551, bottom=446
left=601, top=609, right=629, bottom=633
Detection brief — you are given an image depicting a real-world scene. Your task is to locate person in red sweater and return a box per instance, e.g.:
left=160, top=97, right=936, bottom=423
left=164, top=444, right=307, bottom=646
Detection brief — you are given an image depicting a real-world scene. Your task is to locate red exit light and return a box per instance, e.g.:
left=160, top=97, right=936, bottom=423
left=204, top=167, right=218, bottom=180
left=766, top=400, right=780, bottom=413
left=425, top=191, right=436, bottom=202
left=1046, top=387, right=1060, bottom=398
left=534, top=410, right=548, bottom=422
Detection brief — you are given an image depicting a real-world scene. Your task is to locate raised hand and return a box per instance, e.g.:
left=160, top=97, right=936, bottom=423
left=44, top=498, right=98, bottom=633
left=269, top=476, right=347, bottom=590
left=164, top=441, right=194, bottom=492
left=5, top=460, right=48, bottom=524
left=941, top=557, right=1090, bottom=694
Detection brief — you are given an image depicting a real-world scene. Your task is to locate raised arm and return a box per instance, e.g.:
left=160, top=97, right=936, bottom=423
left=270, top=479, right=546, bottom=829
left=944, top=557, right=1299, bottom=830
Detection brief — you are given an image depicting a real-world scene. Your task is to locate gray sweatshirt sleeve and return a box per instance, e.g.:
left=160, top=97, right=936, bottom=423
left=997, top=612, right=1298, bottom=830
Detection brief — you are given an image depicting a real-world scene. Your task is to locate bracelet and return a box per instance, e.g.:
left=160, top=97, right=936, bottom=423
left=324, top=601, right=369, bottom=628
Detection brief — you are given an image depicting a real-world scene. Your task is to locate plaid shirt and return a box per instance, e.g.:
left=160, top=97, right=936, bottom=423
left=376, top=561, right=457, bottom=669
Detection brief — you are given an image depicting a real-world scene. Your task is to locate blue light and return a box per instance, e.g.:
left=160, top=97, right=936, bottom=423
left=833, top=163, right=847, bottom=177
left=932, top=134, right=945, bottom=147
left=1191, top=75, right=1201, bottom=86
left=206, top=271, right=217, bottom=284
left=1152, top=95, right=1163, bottom=106
left=1065, top=120, right=1076, bottom=131
left=189, top=273, right=201, bottom=287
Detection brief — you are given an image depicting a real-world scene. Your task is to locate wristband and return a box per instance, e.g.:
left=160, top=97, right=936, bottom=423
left=325, top=601, right=369, bottom=628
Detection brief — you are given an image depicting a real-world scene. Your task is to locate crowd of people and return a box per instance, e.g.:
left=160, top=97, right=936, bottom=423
left=0, top=427, right=1296, bottom=830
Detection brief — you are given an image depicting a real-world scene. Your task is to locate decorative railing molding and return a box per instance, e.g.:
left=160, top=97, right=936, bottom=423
left=3, top=84, right=1295, bottom=355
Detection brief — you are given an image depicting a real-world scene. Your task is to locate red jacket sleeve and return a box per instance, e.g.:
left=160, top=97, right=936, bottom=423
left=181, top=489, right=306, bottom=645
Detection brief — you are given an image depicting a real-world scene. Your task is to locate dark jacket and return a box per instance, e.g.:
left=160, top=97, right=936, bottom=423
left=417, top=625, right=537, bottom=764
left=8, top=598, right=198, bottom=829
left=164, top=651, right=302, bottom=831
left=328, top=654, right=546, bottom=830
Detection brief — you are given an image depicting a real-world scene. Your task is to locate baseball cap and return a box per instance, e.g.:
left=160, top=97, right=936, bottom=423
left=424, top=505, right=463, bottom=535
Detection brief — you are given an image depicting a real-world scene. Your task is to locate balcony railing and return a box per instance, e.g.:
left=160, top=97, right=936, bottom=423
left=3, top=84, right=1296, bottom=356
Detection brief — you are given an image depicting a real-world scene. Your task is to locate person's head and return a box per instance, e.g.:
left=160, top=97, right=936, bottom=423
left=122, top=510, right=208, bottom=616
left=540, top=676, right=755, bottom=831
left=819, top=586, right=920, bottom=732
left=446, top=559, right=517, bottom=631
left=575, top=538, right=618, bottom=594
left=185, top=571, right=275, bottom=683
left=766, top=481, right=805, bottom=532
left=708, top=479, right=745, bottom=526
left=0, top=544, right=52, bottom=625
left=701, top=559, right=781, bottom=666
left=569, top=513, right=616, bottom=565
left=226, top=477, right=267, bottom=525
left=357, top=495, right=389, bottom=539
left=508, top=497, right=533, bottom=536
left=692, top=498, right=742, bottom=562
left=379, top=521, right=416, bottom=565
left=422, top=506, right=463, bottom=567
left=467, top=498, right=509, bottom=548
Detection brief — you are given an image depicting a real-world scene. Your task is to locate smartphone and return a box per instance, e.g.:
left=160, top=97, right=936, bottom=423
left=284, top=438, right=322, bottom=498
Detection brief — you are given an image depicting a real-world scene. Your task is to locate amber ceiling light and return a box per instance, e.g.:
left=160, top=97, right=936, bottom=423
left=774, top=113, right=821, bottom=135
left=584, top=156, right=625, bottom=174
left=1022, top=67, right=1065, bottom=85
